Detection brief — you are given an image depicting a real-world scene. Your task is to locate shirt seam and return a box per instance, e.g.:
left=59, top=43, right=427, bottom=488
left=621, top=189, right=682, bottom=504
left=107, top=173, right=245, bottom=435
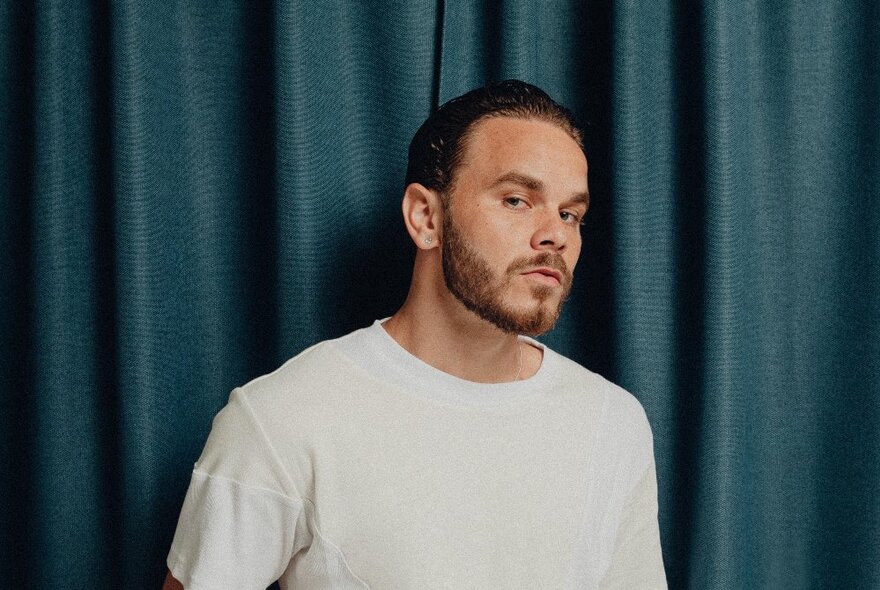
left=190, top=468, right=304, bottom=508
left=304, top=511, right=372, bottom=589
left=205, top=398, right=370, bottom=586
left=186, top=470, right=369, bottom=587
left=234, top=387, right=304, bottom=500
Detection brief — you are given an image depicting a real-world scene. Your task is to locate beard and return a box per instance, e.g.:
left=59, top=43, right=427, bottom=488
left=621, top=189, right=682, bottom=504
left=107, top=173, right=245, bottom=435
left=441, top=212, right=573, bottom=336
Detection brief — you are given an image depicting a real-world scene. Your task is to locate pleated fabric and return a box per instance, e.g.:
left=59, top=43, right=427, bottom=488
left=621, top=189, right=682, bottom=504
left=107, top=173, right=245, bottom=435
left=1, top=1, right=877, bottom=588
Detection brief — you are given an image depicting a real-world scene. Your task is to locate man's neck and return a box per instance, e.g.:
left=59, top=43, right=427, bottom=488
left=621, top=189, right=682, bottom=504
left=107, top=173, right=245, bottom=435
left=382, top=289, right=541, bottom=384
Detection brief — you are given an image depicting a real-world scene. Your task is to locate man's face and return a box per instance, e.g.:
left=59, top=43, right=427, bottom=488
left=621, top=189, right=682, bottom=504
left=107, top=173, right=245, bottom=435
left=440, top=116, right=589, bottom=336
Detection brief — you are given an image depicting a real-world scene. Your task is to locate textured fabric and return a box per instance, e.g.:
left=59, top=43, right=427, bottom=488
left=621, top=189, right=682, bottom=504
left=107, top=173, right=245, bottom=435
left=2, top=1, right=878, bottom=589
left=167, top=321, right=666, bottom=588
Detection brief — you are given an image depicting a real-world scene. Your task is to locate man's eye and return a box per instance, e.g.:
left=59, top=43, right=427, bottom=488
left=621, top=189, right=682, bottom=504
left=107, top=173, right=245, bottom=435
left=504, top=197, right=527, bottom=208
left=560, top=211, right=583, bottom=225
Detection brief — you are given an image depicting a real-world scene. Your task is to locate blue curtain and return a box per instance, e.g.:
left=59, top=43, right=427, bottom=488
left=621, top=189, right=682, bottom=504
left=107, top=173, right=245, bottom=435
left=1, top=1, right=877, bottom=588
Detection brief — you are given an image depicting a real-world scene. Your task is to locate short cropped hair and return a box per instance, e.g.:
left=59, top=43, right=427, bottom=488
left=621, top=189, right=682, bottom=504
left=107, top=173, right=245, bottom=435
left=405, top=79, right=584, bottom=195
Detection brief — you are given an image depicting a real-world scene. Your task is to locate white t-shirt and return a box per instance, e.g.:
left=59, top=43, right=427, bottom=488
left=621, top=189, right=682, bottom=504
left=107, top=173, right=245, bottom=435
left=168, top=320, right=667, bottom=589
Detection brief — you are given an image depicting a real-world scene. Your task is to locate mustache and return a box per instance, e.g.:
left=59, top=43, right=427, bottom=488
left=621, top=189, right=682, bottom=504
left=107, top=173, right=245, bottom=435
left=506, top=252, right=572, bottom=283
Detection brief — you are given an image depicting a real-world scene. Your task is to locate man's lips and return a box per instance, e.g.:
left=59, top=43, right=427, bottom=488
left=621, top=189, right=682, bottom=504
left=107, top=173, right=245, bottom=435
left=521, top=267, right=563, bottom=285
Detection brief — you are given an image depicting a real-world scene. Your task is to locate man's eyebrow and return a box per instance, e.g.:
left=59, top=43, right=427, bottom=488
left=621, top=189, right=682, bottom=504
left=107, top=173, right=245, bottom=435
left=568, top=190, right=590, bottom=207
left=491, top=171, right=590, bottom=206
left=490, top=172, right=545, bottom=192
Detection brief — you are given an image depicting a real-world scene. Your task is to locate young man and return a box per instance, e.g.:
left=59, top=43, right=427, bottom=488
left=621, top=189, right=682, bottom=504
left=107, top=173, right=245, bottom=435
left=164, top=80, right=666, bottom=589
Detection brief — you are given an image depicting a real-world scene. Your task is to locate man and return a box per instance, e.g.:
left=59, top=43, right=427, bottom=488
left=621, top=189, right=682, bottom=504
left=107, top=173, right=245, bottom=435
left=164, top=80, right=666, bottom=589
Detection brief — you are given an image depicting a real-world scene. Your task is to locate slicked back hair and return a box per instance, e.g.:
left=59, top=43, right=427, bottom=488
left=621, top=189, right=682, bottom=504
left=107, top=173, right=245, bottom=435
left=405, top=80, right=584, bottom=198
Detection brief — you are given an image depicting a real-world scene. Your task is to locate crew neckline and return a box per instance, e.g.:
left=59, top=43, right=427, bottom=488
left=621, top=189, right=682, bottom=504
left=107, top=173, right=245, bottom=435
left=331, top=319, right=562, bottom=408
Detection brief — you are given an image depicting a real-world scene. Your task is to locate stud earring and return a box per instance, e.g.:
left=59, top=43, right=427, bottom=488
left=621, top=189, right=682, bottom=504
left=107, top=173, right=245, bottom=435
left=424, top=237, right=433, bottom=244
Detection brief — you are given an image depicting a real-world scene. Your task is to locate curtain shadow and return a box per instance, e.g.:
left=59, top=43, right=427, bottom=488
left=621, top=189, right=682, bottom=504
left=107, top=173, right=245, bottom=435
left=0, top=2, right=37, bottom=587
left=668, top=0, right=708, bottom=586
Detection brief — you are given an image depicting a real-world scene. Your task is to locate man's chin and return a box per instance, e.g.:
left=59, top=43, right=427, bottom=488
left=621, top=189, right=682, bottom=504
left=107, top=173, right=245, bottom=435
left=519, top=317, right=559, bottom=337
left=528, top=283, right=559, bottom=301
left=493, top=303, right=561, bottom=337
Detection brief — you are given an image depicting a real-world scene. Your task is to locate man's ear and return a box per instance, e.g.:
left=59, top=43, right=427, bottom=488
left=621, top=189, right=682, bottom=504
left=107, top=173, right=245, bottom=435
left=401, top=182, right=443, bottom=250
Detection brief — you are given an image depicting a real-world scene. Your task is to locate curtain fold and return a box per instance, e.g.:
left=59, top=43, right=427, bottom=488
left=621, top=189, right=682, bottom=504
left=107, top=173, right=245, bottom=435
left=1, top=1, right=877, bottom=588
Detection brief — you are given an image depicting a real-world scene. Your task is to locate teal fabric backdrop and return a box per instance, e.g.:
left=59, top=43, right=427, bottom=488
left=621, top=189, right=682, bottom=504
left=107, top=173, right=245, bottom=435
left=2, top=1, right=878, bottom=588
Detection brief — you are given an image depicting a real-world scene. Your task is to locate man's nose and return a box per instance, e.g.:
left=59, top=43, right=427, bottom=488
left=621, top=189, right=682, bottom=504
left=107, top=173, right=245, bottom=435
left=530, top=212, right=568, bottom=252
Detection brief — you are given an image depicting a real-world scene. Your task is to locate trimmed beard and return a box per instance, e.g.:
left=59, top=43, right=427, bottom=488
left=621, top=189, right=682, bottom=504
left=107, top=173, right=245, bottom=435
left=441, top=211, right=573, bottom=336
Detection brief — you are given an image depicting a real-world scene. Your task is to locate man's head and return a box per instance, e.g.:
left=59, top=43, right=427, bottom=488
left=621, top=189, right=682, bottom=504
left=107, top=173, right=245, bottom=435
left=405, top=80, right=584, bottom=196
left=403, top=81, right=589, bottom=336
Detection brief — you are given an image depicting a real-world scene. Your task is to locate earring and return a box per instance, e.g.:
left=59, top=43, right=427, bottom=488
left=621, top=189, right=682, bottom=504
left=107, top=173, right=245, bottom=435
left=424, top=237, right=433, bottom=244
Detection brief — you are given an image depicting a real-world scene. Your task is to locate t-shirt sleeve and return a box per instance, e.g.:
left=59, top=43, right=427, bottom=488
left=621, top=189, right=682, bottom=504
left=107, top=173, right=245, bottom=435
left=598, top=431, right=667, bottom=589
left=167, top=388, right=310, bottom=589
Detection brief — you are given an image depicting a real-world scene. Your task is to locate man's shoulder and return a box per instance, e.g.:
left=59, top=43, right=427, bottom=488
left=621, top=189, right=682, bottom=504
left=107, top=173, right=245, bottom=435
left=233, top=325, right=371, bottom=410
left=549, top=348, right=652, bottom=437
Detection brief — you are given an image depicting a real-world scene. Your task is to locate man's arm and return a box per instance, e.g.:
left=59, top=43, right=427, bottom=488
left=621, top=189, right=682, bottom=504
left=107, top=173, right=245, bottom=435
left=162, top=570, right=183, bottom=590
left=599, top=463, right=667, bottom=589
